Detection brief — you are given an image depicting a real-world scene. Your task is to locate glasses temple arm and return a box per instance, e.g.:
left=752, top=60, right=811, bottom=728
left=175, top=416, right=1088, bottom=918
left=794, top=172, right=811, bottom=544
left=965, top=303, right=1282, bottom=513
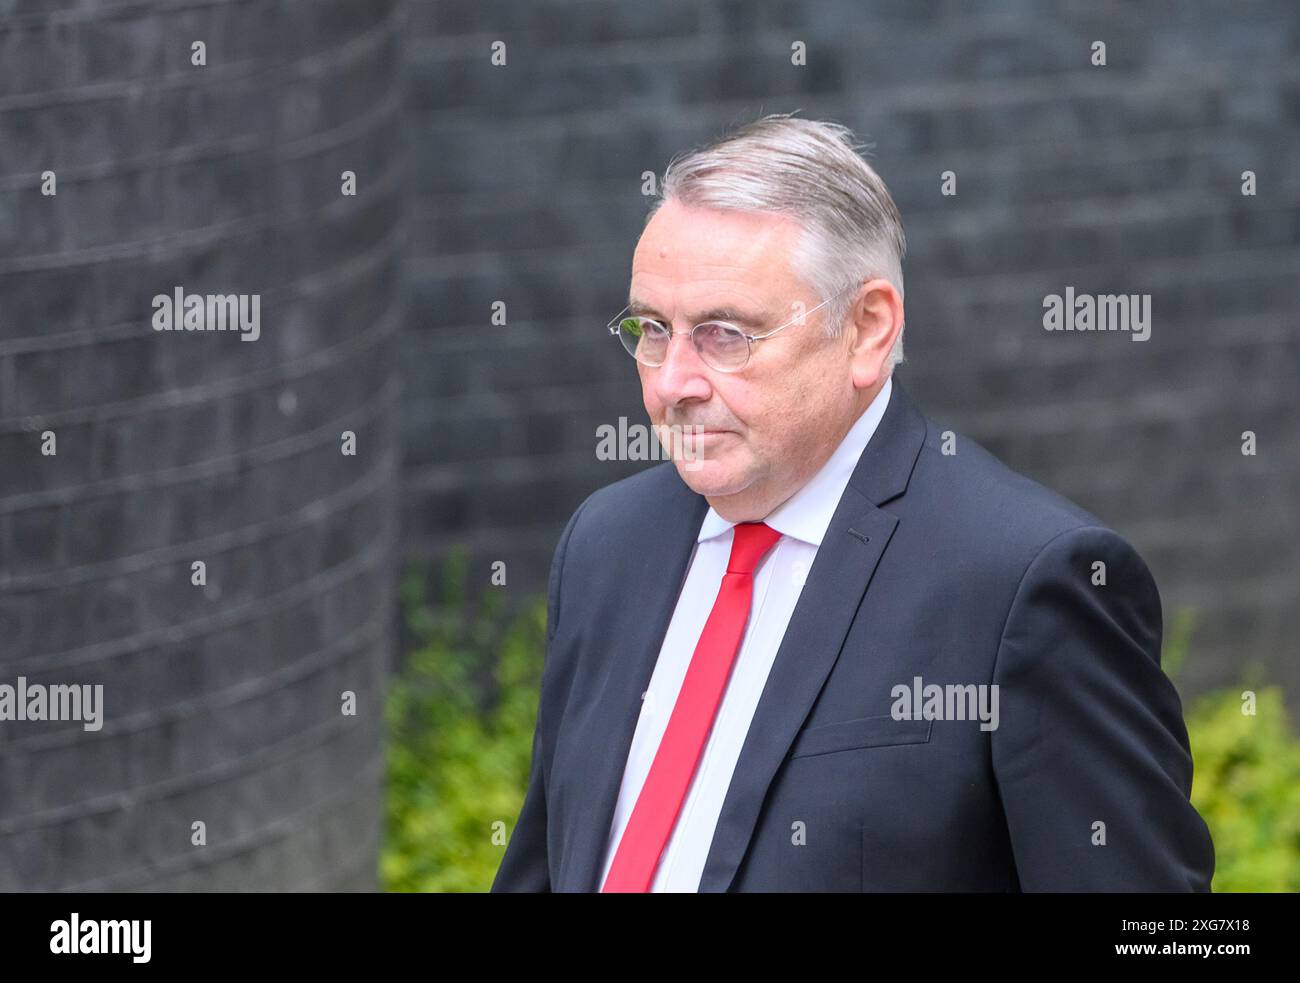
left=747, top=295, right=833, bottom=340
left=606, top=303, right=632, bottom=331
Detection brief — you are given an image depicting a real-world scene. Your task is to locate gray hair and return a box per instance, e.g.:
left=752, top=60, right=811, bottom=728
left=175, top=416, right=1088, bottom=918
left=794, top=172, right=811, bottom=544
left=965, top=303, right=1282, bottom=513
left=647, top=112, right=907, bottom=371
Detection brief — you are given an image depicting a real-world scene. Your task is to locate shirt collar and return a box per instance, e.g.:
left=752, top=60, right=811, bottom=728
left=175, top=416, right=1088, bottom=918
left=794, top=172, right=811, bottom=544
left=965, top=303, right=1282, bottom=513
left=697, top=375, right=893, bottom=547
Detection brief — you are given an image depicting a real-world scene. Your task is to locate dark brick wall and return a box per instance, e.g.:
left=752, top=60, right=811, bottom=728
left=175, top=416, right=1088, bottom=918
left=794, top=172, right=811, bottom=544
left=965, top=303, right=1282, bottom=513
left=0, top=0, right=403, bottom=889
left=402, top=0, right=1299, bottom=706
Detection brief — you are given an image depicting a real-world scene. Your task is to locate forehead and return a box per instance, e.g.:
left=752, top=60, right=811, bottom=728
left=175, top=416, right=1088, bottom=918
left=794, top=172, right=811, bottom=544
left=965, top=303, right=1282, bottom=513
left=630, top=201, right=805, bottom=304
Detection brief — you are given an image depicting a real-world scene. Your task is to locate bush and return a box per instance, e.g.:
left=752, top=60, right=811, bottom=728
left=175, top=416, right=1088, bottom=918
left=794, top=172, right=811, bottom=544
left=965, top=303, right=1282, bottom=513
left=381, top=548, right=545, bottom=892
left=1170, top=611, right=1300, bottom=891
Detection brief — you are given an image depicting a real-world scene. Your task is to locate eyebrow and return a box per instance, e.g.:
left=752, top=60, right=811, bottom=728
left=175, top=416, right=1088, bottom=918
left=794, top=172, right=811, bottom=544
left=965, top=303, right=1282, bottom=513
left=627, top=297, right=769, bottom=329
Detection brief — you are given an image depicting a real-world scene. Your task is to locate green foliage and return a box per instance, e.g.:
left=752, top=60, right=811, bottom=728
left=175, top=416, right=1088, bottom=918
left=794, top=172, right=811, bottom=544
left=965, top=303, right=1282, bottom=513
left=381, top=553, right=1300, bottom=893
left=1171, top=612, right=1300, bottom=891
left=381, top=548, right=546, bottom=892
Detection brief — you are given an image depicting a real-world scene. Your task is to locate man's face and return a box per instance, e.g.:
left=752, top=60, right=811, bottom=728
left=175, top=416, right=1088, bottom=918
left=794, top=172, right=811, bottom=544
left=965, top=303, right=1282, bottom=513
left=630, top=199, right=860, bottom=517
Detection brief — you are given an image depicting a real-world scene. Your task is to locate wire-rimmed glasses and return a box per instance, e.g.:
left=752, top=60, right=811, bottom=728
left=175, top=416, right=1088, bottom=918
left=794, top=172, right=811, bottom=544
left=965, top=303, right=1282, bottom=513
left=606, top=282, right=860, bottom=373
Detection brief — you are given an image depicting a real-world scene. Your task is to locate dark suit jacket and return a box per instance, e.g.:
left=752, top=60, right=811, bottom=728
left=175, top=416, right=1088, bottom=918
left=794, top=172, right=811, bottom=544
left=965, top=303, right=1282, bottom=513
left=491, top=378, right=1215, bottom=891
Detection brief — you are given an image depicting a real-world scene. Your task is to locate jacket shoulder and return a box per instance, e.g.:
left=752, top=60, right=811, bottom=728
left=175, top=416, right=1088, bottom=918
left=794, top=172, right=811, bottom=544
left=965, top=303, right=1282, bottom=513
left=906, top=417, right=1143, bottom=573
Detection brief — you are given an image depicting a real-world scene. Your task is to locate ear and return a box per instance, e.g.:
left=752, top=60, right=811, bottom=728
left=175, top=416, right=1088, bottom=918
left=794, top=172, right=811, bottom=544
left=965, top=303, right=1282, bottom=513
left=848, top=279, right=903, bottom=391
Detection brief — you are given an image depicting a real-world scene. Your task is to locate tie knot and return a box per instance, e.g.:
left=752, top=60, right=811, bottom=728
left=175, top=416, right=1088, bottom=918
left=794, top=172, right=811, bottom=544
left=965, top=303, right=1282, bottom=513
left=726, top=522, right=782, bottom=575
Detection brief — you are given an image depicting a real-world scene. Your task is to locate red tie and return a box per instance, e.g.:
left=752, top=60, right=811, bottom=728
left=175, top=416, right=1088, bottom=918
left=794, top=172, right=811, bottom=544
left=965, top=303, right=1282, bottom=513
left=601, top=521, right=784, bottom=892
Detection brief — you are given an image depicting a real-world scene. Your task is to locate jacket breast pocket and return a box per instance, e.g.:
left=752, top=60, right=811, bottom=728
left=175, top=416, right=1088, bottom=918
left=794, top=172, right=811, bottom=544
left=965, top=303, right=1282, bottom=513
left=788, top=713, right=932, bottom=759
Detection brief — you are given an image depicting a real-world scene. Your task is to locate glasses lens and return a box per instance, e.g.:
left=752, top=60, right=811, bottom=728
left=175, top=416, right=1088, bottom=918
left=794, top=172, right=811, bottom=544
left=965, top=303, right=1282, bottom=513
left=618, top=317, right=669, bottom=364
left=694, top=322, right=750, bottom=371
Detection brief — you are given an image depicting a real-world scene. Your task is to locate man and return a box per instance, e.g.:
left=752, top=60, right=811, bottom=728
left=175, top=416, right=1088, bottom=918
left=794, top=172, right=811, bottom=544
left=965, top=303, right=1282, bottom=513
left=491, top=113, right=1215, bottom=892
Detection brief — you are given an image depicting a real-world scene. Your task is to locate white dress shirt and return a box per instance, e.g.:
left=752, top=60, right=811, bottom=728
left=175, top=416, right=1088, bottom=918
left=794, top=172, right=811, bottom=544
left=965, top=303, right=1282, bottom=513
left=597, top=375, right=894, bottom=891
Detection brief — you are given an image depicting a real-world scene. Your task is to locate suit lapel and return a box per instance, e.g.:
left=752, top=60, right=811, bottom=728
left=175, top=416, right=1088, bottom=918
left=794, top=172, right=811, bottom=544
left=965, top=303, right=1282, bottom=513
left=698, top=378, right=929, bottom=891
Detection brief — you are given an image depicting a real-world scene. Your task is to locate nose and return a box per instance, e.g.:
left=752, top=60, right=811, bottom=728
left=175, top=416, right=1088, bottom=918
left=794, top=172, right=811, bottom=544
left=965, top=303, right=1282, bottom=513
left=650, top=328, right=712, bottom=406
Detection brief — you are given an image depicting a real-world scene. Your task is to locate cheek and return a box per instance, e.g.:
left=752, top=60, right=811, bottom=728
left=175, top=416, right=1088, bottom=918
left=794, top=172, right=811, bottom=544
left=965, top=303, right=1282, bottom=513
left=791, top=356, right=843, bottom=415
left=639, top=372, right=661, bottom=416
left=741, top=381, right=820, bottom=456
left=731, top=394, right=786, bottom=453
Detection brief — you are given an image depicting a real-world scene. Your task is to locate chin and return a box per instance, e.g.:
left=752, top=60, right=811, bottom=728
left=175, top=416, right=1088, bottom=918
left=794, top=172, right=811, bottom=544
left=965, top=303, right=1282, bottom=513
left=672, top=458, right=749, bottom=498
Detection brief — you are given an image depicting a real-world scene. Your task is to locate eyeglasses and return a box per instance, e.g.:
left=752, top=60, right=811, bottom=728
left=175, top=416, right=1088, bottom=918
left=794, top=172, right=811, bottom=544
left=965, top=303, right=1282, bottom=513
left=606, top=282, right=860, bottom=373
